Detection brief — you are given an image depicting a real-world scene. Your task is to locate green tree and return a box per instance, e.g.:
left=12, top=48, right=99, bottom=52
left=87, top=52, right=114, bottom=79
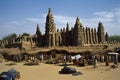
left=21, top=33, right=30, bottom=36
left=2, top=33, right=17, bottom=41
left=109, top=35, right=120, bottom=41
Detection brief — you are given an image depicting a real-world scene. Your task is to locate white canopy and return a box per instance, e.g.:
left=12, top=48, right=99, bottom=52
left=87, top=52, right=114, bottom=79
left=108, top=52, right=119, bottom=55
left=71, top=54, right=81, bottom=59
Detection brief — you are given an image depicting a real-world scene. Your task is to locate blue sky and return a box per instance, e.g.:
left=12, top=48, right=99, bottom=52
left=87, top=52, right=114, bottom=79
left=0, top=0, right=120, bottom=39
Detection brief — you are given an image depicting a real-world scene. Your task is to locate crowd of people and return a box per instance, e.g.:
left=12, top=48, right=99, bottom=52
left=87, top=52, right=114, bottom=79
left=1, top=51, right=119, bottom=68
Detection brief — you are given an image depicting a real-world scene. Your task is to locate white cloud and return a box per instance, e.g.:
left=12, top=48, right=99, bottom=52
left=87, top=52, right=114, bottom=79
left=54, top=15, right=76, bottom=28
left=54, top=15, right=75, bottom=24
left=6, top=20, right=29, bottom=27
left=118, top=19, right=120, bottom=22
left=94, top=11, right=114, bottom=18
left=81, top=17, right=113, bottom=23
left=113, top=8, right=120, bottom=18
left=7, top=21, right=18, bottom=24
left=6, top=21, right=21, bottom=27
left=94, top=8, right=120, bottom=22
left=26, top=18, right=45, bottom=24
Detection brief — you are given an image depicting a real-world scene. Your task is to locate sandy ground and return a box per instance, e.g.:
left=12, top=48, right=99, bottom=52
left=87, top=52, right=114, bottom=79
left=0, top=61, right=120, bottom=80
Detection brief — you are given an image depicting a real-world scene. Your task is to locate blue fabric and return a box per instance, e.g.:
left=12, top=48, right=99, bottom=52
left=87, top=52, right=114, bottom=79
left=0, top=72, right=14, bottom=80
left=7, top=68, right=17, bottom=78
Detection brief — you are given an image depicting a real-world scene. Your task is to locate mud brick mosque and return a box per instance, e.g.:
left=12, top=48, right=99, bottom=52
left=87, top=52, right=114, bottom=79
left=0, top=8, right=119, bottom=52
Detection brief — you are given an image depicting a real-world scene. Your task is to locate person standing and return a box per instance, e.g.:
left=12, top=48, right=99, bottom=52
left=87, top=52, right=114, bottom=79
left=63, top=55, right=66, bottom=65
left=106, top=55, right=109, bottom=66
left=93, top=56, right=97, bottom=68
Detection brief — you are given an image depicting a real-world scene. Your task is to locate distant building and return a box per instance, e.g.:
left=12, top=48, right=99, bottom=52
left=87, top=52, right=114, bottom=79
left=0, top=8, right=110, bottom=50
left=35, top=8, right=106, bottom=47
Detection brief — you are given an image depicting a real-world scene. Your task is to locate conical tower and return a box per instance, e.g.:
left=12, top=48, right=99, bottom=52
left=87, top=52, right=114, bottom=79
left=66, top=23, right=70, bottom=46
left=97, top=21, right=105, bottom=43
left=36, top=24, right=42, bottom=47
left=45, top=8, right=56, bottom=47
left=73, top=17, right=83, bottom=46
left=45, top=8, right=56, bottom=34
left=66, top=23, right=70, bottom=32
left=36, top=24, right=41, bottom=37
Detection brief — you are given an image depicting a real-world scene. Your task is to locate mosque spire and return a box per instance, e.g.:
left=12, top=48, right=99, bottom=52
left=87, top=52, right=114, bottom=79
left=48, top=8, right=52, bottom=14
left=74, top=17, right=82, bottom=28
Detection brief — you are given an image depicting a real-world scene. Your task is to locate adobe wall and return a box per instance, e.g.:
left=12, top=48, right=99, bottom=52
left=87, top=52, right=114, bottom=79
left=21, top=42, right=33, bottom=50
